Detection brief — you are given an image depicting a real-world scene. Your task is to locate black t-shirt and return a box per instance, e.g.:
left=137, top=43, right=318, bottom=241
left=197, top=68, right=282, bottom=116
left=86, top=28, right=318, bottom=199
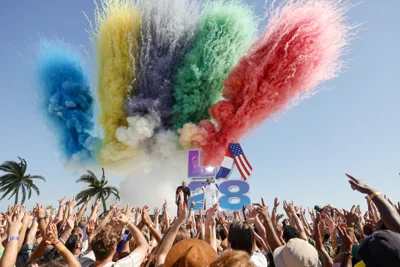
left=176, top=186, right=191, bottom=203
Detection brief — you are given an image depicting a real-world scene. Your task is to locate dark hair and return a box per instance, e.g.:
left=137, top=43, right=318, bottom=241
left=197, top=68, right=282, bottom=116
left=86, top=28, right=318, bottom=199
left=282, top=225, right=300, bottom=243
left=64, top=233, right=79, bottom=254
left=228, top=221, right=254, bottom=255
left=323, top=233, right=330, bottom=243
left=363, top=224, right=374, bottom=236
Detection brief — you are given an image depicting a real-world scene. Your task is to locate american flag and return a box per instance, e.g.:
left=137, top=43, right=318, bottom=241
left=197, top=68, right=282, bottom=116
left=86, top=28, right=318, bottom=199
left=229, top=143, right=252, bottom=181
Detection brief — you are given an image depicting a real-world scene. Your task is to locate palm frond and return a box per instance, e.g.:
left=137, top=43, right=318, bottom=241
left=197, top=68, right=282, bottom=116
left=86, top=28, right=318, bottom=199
left=18, top=157, right=27, bottom=176
left=0, top=161, right=22, bottom=175
left=27, top=185, right=32, bottom=199
left=28, top=175, right=46, bottom=182
left=28, top=183, right=40, bottom=196
left=104, top=186, right=120, bottom=200
left=76, top=188, right=98, bottom=205
left=21, top=184, right=27, bottom=204
left=6, top=188, right=18, bottom=201
left=76, top=175, right=97, bottom=184
left=0, top=173, right=19, bottom=183
left=0, top=184, right=18, bottom=200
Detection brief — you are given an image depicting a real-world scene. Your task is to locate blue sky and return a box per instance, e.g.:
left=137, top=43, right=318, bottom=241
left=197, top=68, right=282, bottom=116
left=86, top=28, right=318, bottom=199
left=1, top=1, right=400, bottom=213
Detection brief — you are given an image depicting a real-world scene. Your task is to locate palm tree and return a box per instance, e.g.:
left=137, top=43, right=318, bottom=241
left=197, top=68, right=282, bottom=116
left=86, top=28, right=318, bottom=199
left=0, top=157, right=46, bottom=205
left=76, top=168, right=120, bottom=212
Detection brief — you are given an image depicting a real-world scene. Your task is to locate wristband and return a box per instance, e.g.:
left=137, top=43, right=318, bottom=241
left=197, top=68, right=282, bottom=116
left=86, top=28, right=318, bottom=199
left=343, top=252, right=352, bottom=258
left=6, top=236, right=19, bottom=242
left=22, top=225, right=27, bottom=229
left=369, top=192, right=381, bottom=200
left=345, top=227, right=354, bottom=232
left=126, top=221, right=132, bottom=226
left=57, top=245, right=65, bottom=253
left=205, top=234, right=212, bottom=238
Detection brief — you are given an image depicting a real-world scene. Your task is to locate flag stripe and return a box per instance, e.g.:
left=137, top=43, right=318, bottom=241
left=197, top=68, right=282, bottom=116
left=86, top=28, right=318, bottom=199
left=234, top=157, right=249, bottom=181
left=242, top=153, right=252, bottom=171
left=239, top=154, right=252, bottom=175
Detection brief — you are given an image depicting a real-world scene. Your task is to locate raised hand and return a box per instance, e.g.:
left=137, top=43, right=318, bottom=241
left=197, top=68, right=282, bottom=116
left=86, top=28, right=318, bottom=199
left=343, top=209, right=360, bottom=227
left=86, top=219, right=96, bottom=237
left=254, top=198, right=270, bottom=221
left=45, top=222, right=59, bottom=245
left=153, top=207, right=160, bottom=218
left=190, top=201, right=195, bottom=210
left=110, top=202, right=118, bottom=211
left=124, top=204, right=134, bottom=219
left=337, top=225, right=353, bottom=251
left=177, top=191, right=187, bottom=222
left=206, top=203, right=219, bottom=227
left=5, top=213, right=23, bottom=236
left=163, top=199, right=168, bottom=211
left=58, top=197, right=66, bottom=207
left=35, top=203, right=45, bottom=219
left=66, top=214, right=76, bottom=230
left=116, top=213, right=130, bottom=226
left=247, top=205, right=259, bottom=218
left=22, top=210, right=33, bottom=227
left=274, top=197, right=280, bottom=208
left=346, top=173, right=375, bottom=195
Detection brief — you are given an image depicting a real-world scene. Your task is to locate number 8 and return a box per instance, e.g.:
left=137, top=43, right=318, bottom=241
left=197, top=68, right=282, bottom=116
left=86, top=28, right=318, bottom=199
left=219, top=180, right=250, bottom=210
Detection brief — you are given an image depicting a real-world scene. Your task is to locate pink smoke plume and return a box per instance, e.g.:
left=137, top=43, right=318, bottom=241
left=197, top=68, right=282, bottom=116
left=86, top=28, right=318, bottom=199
left=179, top=0, right=354, bottom=165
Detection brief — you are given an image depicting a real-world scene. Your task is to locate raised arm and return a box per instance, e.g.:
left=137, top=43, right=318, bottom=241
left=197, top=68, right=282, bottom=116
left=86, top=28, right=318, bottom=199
left=284, top=201, right=308, bottom=240
left=163, top=200, right=170, bottom=230
left=116, top=213, right=150, bottom=265
left=76, top=196, right=90, bottom=224
left=347, top=173, right=400, bottom=232
left=314, top=213, right=333, bottom=267
left=0, top=209, right=23, bottom=267
left=56, top=197, right=66, bottom=221
left=46, top=222, right=80, bottom=267
left=205, top=203, right=219, bottom=252
left=255, top=198, right=282, bottom=252
left=142, top=206, right=162, bottom=243
left=156, top=192, right=187, bottom=267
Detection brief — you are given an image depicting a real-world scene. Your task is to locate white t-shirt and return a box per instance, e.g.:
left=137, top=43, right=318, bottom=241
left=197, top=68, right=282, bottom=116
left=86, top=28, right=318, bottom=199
left=250, top=251, right=269, bottom=267
left=79, top=250, right=142, bottom=267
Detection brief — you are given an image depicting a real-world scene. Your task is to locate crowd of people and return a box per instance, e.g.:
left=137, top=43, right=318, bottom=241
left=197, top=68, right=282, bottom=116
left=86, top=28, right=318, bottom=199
left=0, top=173, right=398, bottom=267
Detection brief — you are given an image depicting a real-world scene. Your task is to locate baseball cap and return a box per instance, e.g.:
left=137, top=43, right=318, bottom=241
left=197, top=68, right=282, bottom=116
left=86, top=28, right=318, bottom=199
left=273, top=238, right=323, bottom=267
left=165, top=238, right=218, bottom=267
left=358, top=230, right=400, bottom=267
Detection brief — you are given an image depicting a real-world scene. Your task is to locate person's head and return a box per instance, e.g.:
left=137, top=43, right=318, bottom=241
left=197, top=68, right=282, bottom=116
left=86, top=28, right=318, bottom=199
left=165, top=238, right=218, bottom=267
left=228, top=221, right=254, bottom=255
left=282, top=225, right=300, bottom=243
left=359, top=230, right=400, bottom=266
left=174, top=226, right=190, bottom=245
left=182, top=181, right=187, bottom=187
left=363, top=224, right=374, bottom=236
left=274, top=238, right=322, bottom=267
left=209, top=250, right=256, bottom=267
left=64, top=233, right=81, bottom=255
left=376, top=219, right=387, bottom=230
left=323, top=233, right=330, bottom=243
left=206, top=178, right=211, bottom=184
left=91, top=225, right=120, bottom=261
left=73, top=227, right=83, bottom=241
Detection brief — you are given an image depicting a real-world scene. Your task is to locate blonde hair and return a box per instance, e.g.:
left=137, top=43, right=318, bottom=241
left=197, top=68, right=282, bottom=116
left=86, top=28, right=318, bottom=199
left=209, top=250, right=256, bottom=267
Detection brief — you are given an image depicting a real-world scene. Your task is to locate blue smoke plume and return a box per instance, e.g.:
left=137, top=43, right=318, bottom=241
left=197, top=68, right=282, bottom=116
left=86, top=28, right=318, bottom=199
left=35, top=39, right=100, bottom=164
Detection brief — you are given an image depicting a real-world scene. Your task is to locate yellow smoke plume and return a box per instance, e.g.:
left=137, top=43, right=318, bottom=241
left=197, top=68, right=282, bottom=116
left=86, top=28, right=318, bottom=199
left=90, top=0, right=141, bottom=164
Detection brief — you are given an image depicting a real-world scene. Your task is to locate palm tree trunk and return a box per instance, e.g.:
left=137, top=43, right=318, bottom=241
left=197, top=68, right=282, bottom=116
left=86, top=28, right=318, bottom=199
left=15, top=189, right=19, bottom=205
left=101, top=195, right=107, bottom=213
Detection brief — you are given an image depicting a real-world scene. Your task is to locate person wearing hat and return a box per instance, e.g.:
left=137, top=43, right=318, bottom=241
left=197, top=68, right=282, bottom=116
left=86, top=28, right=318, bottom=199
left=358, top=230, right=400, bottom=267
left=273, top=238, right=323, bottom=267
left=164, top=238, right=218, bottom=267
